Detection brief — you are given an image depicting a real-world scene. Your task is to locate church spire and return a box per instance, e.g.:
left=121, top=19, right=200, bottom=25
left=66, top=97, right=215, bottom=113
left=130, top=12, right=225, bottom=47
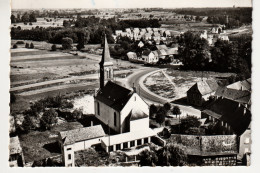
left=100, top=34, right=112, bottom=65
left=99, top=34, right=113, bottom=89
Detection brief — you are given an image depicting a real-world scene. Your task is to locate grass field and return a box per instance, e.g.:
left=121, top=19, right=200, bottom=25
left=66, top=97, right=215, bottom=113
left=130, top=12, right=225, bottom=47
left=144, top=69, right=234, bottom=100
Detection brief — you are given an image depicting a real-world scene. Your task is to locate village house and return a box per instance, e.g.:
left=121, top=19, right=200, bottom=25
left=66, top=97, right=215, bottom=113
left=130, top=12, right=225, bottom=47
left=187, top=79, right=219, bottom=106
left=200, top=30, right=208, bottom=40
left=143, top=50, right=159, bottom=65
left=201, top=97, right=251, bottom=165
left=138, top=41, right=144, bottom=48
left=58, top=125, right=106, bottom=167
left=127, top=52, right=143, bottom=63
left=227, top=78, right=251, bottom=91
left=9, top=136, right=24, bottom=167
left=115, top=30, right=123, bottom=36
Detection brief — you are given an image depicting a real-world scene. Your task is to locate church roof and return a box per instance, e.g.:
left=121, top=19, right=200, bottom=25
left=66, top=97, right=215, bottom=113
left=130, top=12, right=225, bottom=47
left=100, top=34, right=113, bottom=66
left=59, top=125, right=105, bottom=145
left=95, top=81, right=134, bottom=111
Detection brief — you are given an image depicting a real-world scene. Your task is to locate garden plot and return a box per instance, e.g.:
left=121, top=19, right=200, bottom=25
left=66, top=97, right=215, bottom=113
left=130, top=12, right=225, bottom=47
left=10, top=47, right=40, bottom=53
left=11, top=53, right=70, bottom=61
left=144, top=70, right=219, bottom=100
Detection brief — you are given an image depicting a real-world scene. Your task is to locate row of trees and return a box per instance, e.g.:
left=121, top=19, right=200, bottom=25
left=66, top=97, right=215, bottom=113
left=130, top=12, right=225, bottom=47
left=178, top=31, right=251, bottom=78
left=11, top=12, right=37, bottom=23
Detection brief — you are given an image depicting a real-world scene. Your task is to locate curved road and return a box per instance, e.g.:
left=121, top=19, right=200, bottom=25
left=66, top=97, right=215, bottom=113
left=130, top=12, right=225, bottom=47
left=126, top=68, right=201, bottom=117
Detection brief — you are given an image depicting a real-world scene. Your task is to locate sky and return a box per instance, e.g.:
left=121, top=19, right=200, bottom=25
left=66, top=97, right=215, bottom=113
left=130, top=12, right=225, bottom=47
left=11, top=0, right=252, bottom=9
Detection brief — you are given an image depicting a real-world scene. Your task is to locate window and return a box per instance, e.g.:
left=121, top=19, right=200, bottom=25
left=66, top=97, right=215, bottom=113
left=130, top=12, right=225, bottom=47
left=137, top=139, right=142, bottom=145
left=67, top=148, right=71, bottom=151
left=97, top=102, right=100, bottom=115
left=130, top=141, right=135, bottom=147
left=116, top=144, right=121, bottom=150
left=68, top=154, right=71, bottom=160
left=123, top=142, right=128, bottom=149
left=245, top=138, right=250, bottom=144
left=114, top=112, right=117, bottom=126
left=144, top=138, right=148, bottom=144
left=109, top=146, right=114, bottom=152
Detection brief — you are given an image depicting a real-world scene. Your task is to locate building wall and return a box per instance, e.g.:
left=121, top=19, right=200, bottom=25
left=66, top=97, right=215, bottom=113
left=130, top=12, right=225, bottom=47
left=120, top=93, right=149, bottom=133
left=238, top=129, right=251, bottom=160
left=63, top=144, right=75, bottom=167
left=130, top=118, right=149, bottom=132
left=94, top=100, right=120, bottom=133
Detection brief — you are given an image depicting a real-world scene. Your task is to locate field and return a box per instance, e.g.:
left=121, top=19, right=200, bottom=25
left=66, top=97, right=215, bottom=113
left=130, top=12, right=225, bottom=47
left=144, top=69, right=234, bottom=100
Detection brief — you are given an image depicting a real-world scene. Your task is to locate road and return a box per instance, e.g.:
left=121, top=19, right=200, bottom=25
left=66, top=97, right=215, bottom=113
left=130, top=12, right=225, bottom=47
left=125, top=68, right=201, bottom=117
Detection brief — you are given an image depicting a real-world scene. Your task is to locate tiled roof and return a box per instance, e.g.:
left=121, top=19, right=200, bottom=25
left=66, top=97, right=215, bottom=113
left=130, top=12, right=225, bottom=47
left=227, top=78, right=251, bottom=91
left=215, top=87, right=251, bottom=104
left=157, top=49, right=168, bottom=56
left=9, top=136, right=22, bottom=155
left=156, top=44, right=168, bottom=50
left=204, top=97, right=251, bottom=136
left=166, top=47, right=178, bottom=55
left=95, top=81, right=133, bottom=111
left=192, top=79, right=218, bottom=95
left=60, top=125, right=105, bottom=145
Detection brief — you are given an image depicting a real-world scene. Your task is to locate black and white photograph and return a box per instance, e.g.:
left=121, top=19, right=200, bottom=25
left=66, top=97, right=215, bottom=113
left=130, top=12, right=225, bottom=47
left=5, top=0, right=256, bottom=168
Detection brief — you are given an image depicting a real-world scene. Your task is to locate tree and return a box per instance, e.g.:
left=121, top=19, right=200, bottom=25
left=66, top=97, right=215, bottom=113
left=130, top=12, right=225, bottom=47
left=12, top=44, right=18, bottom=49
left=10, top=92, right=16, bottom=104
left=11, top=14, right=16, bottom=23
left=139, top=149, right=158, bottom=166
left=149, top=104, right=158, bottom=119
left=163, top=102, right=171, bottom=112
left=156, top=108, right=166, bottom=126
left=180, top=115, right=201, bottom=134
left=29, top=12, right=37, bottom=22
left=30, top=42, right=34, bottom=49
left=172, top=106, right=181, bottom=118
left=25, top=43, right=29, bottom=48
left=22, top=115, right=34, bottom=133
left=51, top=44, right=57, bottom=51
left=40, top=109, right=58, bottom=130
left=72, top=109, right=83, bottom=120
left=62, top=37, right=73, bottom=50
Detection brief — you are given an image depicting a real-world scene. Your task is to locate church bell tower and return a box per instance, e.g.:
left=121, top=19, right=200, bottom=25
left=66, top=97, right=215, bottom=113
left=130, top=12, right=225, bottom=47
left=99, top=34, right=114, bottom=89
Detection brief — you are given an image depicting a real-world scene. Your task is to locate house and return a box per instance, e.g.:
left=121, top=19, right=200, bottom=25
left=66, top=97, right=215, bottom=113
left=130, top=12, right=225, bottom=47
left=152, top=32, right=161, bottom=41
left=187, top=79, right=219, bottom=106
left=143, top=51, right=159, bottom=65
left=127, top=52, right=143, bottom=63
left=201, top=97, right=251, bottom=136
left=58, top=125, right=106, bottom=167
left=144, top=33, right=152, bottom=40
left=164, top=30, right=171, bottom=37
left=166, top=47, right=178, bottom=57
left=9, top=136, right=24, bottom=167
left=94, top=81, right=150, bottom=134
left=115, top=30, right=123, bottom=36
left=218, top=34, right=229, bottom=41
left=200, top=30, right=207, bottom=40
left=138, top=41, right=144, bottom=48
left=238, top=123, right=251, bottom=165
left=125, top=28, right=131, bottom=34
left=170, top=134, right=238, bottom=166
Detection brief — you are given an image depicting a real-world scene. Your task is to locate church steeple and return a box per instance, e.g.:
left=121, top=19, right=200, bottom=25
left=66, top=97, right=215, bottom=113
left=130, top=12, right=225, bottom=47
left=99, top=34, right=113, bottom=89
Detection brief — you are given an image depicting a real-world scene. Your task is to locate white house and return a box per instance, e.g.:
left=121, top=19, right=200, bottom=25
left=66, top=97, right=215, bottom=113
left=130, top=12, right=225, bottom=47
left=143, top=51, right=159, bottom=65
left=115, top=30, right=123, bottom=36
left=58, top=125, right=106, bottom=167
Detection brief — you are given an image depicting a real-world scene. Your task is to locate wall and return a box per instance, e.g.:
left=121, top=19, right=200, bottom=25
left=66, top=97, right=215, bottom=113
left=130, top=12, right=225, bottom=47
left=130, top=117, right=149, bottom=132
left=73, top=138, right=102, bottom=152
left=120, top=93, right=149, bottom=133
left=94, top=99, right=120, bottom=133
left=63, top=144, right=75, bottom=167
left=238, top=129, right=251, bottom=160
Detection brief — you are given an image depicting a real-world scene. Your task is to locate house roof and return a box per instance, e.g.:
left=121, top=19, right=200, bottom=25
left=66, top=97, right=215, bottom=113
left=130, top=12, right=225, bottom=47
left=227, top=78, right=251, bottom=91
left=142, top=49, right=151, bottom=56
left=59, top=125, right=105, bottom=145
left=203, top=97, right=251, bottom=136
left=101, top=128, right=156, bottom=146
left=215, top=87, right=251, bottom=104
left=156, top=44, right=168, bottom=50
left=166, top=47, right=178, bottom=55
left=127, top=52, right=137, bottom=59
left=130, top=108, right=149, bottom=121
left=189, top=79, right=218, bottom=95
left=9, top=136, right=22, bottom=155
left=151, top=51, right=159, bottom=57
left=95, top=81, right=134, bottom=111
left=157, top=49, right=168, bottom=56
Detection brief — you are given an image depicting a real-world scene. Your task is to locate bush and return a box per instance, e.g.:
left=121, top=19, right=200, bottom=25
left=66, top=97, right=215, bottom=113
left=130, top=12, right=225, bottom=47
left=30, top=42, right=34, bottom=49
left=10, top=92, right=16, bottom=104
left=51, top=44, right=57, bottom=51
left=40, top=108, right=58, bottom=130
left=12, top=44, right=18, bottom=49
left=72, top=109, right=83, bottom=120
left=25, top=43, right=29, bottom=48
left=62, top=37, right=73, bottom=50
left=29, top=22, right=32, bottom=25
left=16, top=41, right=24, bottom=44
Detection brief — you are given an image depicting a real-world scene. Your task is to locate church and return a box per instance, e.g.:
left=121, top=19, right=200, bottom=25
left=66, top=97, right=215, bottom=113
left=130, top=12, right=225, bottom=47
left=58, top=34, right=156, bottom=167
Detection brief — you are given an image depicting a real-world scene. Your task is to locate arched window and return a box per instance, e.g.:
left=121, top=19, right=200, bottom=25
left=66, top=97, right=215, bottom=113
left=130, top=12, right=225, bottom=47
left=97, top=102, right=100, bottom=115
left=114, top=112, right=117, bottom=126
